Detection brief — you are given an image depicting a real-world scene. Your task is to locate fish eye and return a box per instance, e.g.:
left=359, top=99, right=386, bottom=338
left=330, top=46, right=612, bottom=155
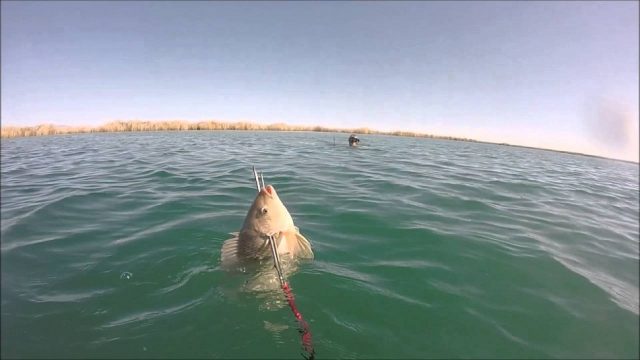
left=260, top=207, right=268, bottom=215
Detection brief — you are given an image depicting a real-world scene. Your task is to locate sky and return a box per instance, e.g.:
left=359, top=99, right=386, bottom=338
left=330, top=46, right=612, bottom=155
left=1, top=1, right=638, bottom=161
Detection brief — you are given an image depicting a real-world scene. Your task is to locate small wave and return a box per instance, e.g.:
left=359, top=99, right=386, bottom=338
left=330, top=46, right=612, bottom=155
left=465, top=307, right=533, bottom=348
left=101, top=298, right=203, bottom=328
left=154, top=265, right=212, bottom=295
left=32, top=288, right=114, bottom=303
left=553, top=256, right=639, bottom=315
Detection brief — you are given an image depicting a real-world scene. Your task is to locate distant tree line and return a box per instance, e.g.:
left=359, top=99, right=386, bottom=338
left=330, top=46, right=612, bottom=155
left=0, top=120, right=478, bottom=142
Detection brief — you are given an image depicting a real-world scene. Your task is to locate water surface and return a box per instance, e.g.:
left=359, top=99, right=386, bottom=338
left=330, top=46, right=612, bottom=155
left=1, top=131, right=638, bottom=358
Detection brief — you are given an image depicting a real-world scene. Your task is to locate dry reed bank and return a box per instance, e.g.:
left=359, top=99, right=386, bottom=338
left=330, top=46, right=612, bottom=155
left=2, top=120, right=632, bottom=163
left=1, top=120, right=477, bottom=142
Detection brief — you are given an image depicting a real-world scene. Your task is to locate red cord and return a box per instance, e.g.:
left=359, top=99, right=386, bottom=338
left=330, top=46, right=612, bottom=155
left=282, top=282, right=315, bottom=359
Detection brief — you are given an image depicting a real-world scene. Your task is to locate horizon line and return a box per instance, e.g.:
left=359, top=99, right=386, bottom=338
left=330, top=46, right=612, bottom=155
left=1, top=119, right=637, bottom=164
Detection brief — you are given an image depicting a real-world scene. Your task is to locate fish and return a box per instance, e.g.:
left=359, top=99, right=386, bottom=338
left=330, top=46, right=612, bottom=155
left=220, top=184, right=314, bottom=269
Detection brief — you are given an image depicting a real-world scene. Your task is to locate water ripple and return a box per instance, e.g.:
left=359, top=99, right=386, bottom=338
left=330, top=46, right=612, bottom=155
left=1, top=132, right=638, bottom=358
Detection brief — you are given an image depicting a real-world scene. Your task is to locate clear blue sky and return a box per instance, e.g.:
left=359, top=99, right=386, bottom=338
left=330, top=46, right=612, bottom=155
left=2, top=1, right=638, bottom=161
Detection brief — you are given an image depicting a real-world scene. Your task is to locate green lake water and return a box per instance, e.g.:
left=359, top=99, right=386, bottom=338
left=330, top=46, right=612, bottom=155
left=1, top=131, right=638, bottom=359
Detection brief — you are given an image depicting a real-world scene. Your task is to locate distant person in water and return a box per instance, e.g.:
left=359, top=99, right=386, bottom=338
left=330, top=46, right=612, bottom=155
left=348, top=134, right=360, bottom=147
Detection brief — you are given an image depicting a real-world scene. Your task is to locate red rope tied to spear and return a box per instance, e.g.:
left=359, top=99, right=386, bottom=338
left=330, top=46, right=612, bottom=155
left=282, top=282, right=315, bottom=359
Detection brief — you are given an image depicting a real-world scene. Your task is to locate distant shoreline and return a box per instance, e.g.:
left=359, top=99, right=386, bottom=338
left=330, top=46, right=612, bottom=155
left=1, top=120, right=637, bottom=164
left=0, top=120, right=477, bottom=141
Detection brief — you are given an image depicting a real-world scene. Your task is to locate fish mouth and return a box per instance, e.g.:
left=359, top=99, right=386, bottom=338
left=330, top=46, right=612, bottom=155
left=261, top=185, right=275, bottom=197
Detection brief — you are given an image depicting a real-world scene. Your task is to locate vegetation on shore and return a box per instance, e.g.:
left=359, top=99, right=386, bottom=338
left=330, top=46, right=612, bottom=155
left=2, top=119, right=636, bottom=163
left=0, top=120, right=478, bottom=142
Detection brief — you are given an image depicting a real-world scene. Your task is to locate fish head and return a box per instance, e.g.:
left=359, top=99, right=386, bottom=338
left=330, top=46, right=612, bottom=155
left=242, top=185, right=294, bottom=236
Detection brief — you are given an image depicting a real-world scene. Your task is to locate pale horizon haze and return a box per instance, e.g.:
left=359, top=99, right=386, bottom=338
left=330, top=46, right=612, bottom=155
left=1, top=1, right=639, bottom=162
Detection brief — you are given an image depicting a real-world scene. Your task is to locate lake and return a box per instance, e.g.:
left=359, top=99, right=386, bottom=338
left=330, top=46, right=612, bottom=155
left=1, top=131, right=638, bottom=358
